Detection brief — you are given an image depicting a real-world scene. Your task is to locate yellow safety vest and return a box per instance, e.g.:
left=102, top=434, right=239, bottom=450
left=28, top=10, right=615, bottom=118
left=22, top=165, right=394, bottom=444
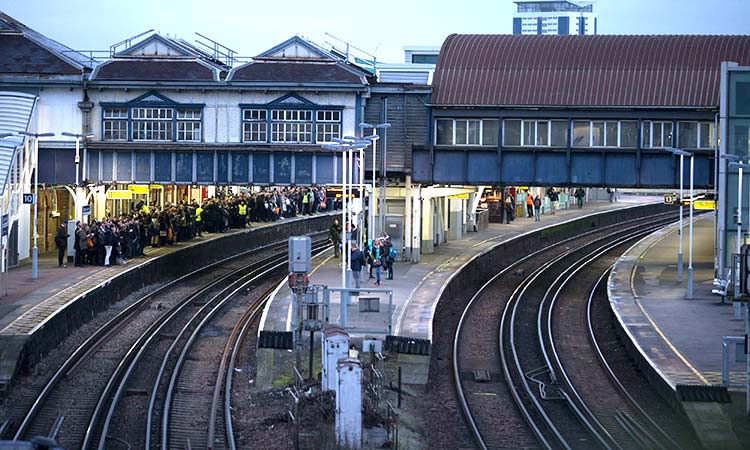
left=238, top=204, right=247, bottom=215
left=195, top=207, right=203, bottom=222
left=142, top=204, right=149, bottom=213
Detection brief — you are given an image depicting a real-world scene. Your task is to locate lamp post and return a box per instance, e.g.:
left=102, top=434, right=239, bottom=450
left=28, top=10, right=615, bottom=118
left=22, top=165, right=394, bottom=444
left=664, top=147, right=694, bottom=297
left=359, top=122, right=390, bottom=241
left=19, top=131, right=56, bottom=279
left=61, top=132, right=93, bottom=223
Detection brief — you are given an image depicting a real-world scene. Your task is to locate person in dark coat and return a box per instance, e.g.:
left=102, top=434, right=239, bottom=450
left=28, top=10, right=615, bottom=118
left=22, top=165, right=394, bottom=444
left=329, top=218, right=342, bottom=258
left=350, top=243, right=366, bottom=290
left=54, top=223, right=68, bottom=267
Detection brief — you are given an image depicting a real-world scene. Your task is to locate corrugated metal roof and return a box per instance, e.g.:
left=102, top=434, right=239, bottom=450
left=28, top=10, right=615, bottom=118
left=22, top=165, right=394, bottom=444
left=0, top=91, right=36, bottom=195
left=432, top=34, right=750, bottom=107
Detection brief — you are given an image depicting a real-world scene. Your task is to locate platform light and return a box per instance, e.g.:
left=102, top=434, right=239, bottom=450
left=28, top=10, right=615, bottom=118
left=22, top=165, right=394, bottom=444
left=18, top=131, right=56, bottom=280
left=359, top=122, right=391, bottom=241
left=663, top=147, right=694, bottom=298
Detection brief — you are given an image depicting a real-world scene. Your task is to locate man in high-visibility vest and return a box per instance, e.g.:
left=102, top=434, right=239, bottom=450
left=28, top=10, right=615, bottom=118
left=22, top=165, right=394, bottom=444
left=195, top=203, right=204, bottom=237
left=238, top=200, right=247, bottom=228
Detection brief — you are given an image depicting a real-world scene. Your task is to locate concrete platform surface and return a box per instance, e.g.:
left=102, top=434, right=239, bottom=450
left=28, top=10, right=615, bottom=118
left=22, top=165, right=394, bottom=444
left=609, top=213, right=744, bottom=450
left=261, top=195, right=657, bottom=342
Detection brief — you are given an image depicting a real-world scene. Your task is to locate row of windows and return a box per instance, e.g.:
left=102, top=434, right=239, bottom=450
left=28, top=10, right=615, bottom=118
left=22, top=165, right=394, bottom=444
left=242, top=109, right=341, bottom=144
left=435, top=119, right=716, bottom=149
left=104, top=107, right=201, bottom=142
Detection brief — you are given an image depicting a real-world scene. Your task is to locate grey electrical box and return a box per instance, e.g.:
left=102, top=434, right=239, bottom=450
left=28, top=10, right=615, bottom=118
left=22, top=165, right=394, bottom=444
left=288, top=236, right=312, bottom=273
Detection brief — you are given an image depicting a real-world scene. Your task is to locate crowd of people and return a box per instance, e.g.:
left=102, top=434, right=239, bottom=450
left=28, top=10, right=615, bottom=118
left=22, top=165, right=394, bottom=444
left=330, top=218, right=398, bottom=290
left=54, top=186, right=336, bottom=268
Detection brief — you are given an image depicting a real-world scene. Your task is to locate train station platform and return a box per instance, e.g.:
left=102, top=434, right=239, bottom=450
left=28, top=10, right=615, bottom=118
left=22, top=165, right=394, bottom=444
left=0, top=213, right=336, bottom=392
left=609, top=213, right=746, bottom=450
left=261, top=195, right=658, bottom=343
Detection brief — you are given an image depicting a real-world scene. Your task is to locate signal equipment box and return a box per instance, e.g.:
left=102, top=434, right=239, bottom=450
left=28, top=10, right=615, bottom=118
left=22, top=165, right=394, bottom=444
left=288, top=236, right=312, bottom=274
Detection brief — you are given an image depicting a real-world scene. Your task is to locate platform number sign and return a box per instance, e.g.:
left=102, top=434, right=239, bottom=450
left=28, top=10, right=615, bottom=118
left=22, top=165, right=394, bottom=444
left=22, top=193, right=35, bottom=204
left=663, top=194, right=675, bottom=205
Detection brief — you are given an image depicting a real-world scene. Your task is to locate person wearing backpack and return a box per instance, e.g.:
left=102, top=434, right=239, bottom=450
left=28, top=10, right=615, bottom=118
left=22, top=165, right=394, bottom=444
left=533, top=195, right=542, bottom=222
left=386, top=244, right=397, bottom=280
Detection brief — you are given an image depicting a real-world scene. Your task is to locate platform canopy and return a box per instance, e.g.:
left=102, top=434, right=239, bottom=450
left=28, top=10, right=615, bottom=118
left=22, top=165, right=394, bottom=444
left=0, top=91, right=37, bottom=195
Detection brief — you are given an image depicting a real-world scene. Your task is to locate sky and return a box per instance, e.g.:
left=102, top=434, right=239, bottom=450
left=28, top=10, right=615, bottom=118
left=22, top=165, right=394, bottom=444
left=0, top=0, right=748, bottom=63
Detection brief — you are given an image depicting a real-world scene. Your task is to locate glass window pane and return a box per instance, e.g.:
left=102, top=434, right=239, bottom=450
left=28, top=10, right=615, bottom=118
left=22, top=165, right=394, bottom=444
left=537, top=121, right=549, bottom=146
left=88, top=151, right=99, bottom=181
left=134, top=152, right=150, bottom=182
left=664, top=122, right=673, bottom=147
left=523, top=121, right=534, bottom=146
left=253, top=153, right=270, bottom=184
left=175, top=152, right=192, bottom=183
left=482, top=120, right=499, bottom=146
left=679, top=122, right=698, bottom=148
left=605, top=122, right=618, bottom=147
left=467, top=120, right=480, bottom=145
left=101, top=151, right=114, bottom=182
left=274, top=152, right=292, bottom=184
left=216, top=152, right=228, bottom=183
left=550, top=121, right=567, bottom=146
left=592, top=121, right=604, bottom=146
left=573, top=121, right=590, bottom=147
left=154, top=152, right=172, bottom=183
left=231, top=152, right=249, bottom=183
left=116, top=152, right=132, bottom=182
left=504, top=120, right=521, bottom=146
left=316, top=154, right=335, bottom=184
left=456, top=120, right=468, bottom=145
left=699, top=122, right=715, bottom=149
left=620, top=122, right=637, bottom=148
left=296, top=153, right=313, bottom=185
left=196, top=152, right=214, bottom=183
left=436, top=119, right=453, bottom=145
left=653, top=123, right=663, bottom=147
left=642, top=121, right=651, bottom=147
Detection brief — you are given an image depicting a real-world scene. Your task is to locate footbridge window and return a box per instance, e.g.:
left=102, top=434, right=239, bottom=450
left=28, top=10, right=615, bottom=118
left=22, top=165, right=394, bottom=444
left=678, top=121, right=716, bottom=149
left=503, top=119, right=567, bottom=147
left=572, top=120, right=637, bottom=148
left=642, top=121, right=674, bottom=148
left=435, top=118, right=499, bottom=146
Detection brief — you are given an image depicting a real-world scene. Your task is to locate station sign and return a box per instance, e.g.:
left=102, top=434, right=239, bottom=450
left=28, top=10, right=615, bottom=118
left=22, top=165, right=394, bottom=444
left=693, top=200, right=716, bottom=210
left=448, top=193, right=470, bottom=199
left=106, top=190, right=133, bottom=200
left=82, top=205, right=91, bottom=216
left=327, top=187, right=361, bottom=199
left=22, top=193, right=35, bottom=204
left=128, top=184, right=149, bottom=194
left=1, top=214, right=8, bottom=237
left=663, top=193, right=676, bottom=205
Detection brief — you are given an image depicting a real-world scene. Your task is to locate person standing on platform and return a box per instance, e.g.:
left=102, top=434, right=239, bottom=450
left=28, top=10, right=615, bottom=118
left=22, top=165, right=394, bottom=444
left=504, top=196, right=513, bottom=224
left=526, top=191, right=534, bottom=218
left=350, top=243, right=366, bottom=290
left=574, top=188, right=586, bottom=208
left=386, top=244, right=396, bottom=279
left=329, top=218, right=342, bottom=258
left=606, top=187, right=614, bottom=203
left=372, top=239, right=383, bottom=286
left=548, top=189, right=558, bottom=215
left=533, top=195, right=542, bottom=222
left=55, top=223, right=68, bottom=268
left=238, top=200, right=248, bottom=228
left=75, top=222, right=88, bottom=267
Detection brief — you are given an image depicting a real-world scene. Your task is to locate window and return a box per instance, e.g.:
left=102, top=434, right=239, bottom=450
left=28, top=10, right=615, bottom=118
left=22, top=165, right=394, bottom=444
left=574, top=120, right=634, bottom=147
left=620, top=122, right=638, bottom=147
left=504, top=119, right=567, bottom=146
left=243, top=109, right=267, bottom=142
left=435, top=119, right=498, bottom=146
left=411, top=54, right=438, bottom=64
left=177, top=109, right=201, bottom=141
left=316, top=110, right=341, bottom=143
left=642, top=121, right=673, bottom=148
left=678, top=121, right=716, bottom=149
left=103, top=108, right=128, bottom=141
left=572, top=121, right=590, bottom=147
left=132, top=107, right=173, bottom=141
left=271, top=110, right=313, bottom=143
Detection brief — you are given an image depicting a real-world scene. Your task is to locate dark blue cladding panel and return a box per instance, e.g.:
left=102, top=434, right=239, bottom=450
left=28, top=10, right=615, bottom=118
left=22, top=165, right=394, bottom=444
left=217, top=152, right=229, bottom=184
left=467, top=152, right=497, bottom=184
left=253, top=153, right=270, bottom=184
left=677, top=155, right=712, bottom=187
left=535, top=153, right=567, bottom=185
left=196, top=152, right=213, bottom=183
left=88, top=151, right=99, bottom=181
left=296, top=153, right=313, bottom=185
left=434, top=151, right=465, bottom=183
left=134, top=152, right=150, bottom=182
left=274, top=152, right=292, bottom=184
left=501, top=151, right=534, bottom=184
left=412, top=151, right=431, bottom=183
left=154, top=152, right=171, bottom=183
left=641, top=154, right=674, bottom=187
left=116, top=152, right=132, bottom=182
left=101, top=151, right=114, bottom=182
left=232, top=152, right=249, bottom=183
left=604, top=154, right=637, bottom=186
left=175, top=152, right=192, bottom=183
left=316, top=154, right=335, bottom=184
left=571, top=153, right=602, bottom=185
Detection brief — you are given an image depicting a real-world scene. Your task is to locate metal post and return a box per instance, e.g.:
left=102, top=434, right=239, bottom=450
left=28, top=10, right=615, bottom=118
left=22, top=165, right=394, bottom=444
left=309, top=329, right=314, bottom=382
left=678, top=154, right=684, bottom=282
left=359, top=147, right=364, bottom=251
left=32, top=137, right=38, bottom=280
left=746, top=303, right=750, bottom=415
left=342, top=150, right=347, bottom=289
left=371, top=134, right=377, bottom=239
left=687, top=155, right=694, bottom=299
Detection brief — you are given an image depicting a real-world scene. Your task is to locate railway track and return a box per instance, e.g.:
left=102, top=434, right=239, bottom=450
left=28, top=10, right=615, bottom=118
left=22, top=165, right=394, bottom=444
left=10, top=234, right=328, bottom=450
left=453, top=211, right=699, bottom=450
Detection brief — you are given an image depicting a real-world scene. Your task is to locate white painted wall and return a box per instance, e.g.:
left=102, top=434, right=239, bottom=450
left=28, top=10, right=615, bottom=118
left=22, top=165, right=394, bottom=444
left=34, top=88, right=84, bottom=136
left=335, top=358, right=362, bottom=449
left=89, top=89, right=358, bottom=144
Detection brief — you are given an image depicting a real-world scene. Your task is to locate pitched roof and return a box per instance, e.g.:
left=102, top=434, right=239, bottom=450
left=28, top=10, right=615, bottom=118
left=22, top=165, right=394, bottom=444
left=91, top=59, right=218, bottom=82
left=0, top=12, right=93, bottom=75
left=432, top=34, right=750, bottom=108
left=228, top=60, right=365, bottom=84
